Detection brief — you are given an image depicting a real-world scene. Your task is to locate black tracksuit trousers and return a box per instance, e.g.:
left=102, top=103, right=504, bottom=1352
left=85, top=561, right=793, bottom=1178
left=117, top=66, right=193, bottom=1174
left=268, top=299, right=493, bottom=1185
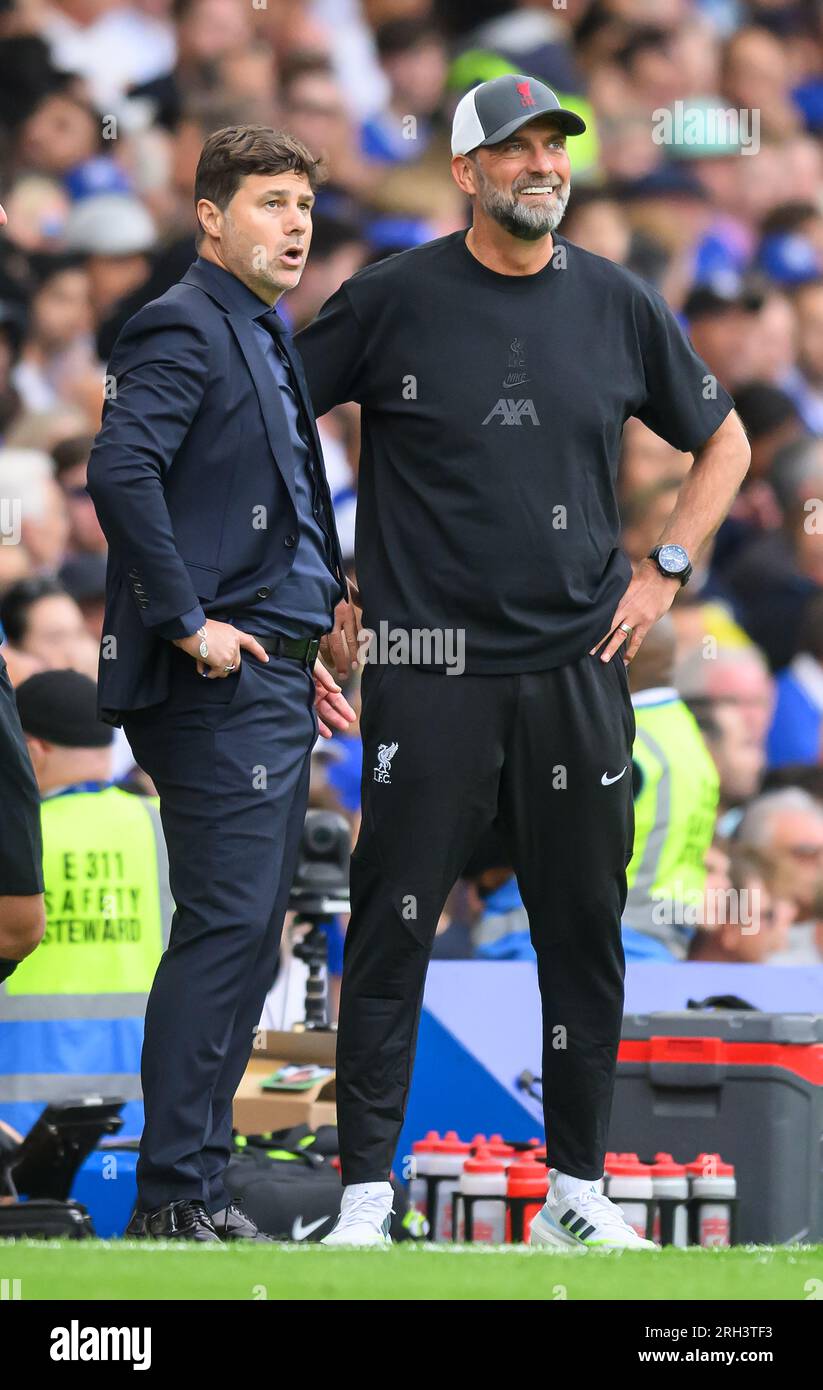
left=336, top=651, right=636, bottom=1185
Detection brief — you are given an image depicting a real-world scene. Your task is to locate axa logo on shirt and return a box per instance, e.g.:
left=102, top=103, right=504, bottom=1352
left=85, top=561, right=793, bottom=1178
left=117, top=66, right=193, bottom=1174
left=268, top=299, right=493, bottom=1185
left=483, top=398, right=540, bottom=425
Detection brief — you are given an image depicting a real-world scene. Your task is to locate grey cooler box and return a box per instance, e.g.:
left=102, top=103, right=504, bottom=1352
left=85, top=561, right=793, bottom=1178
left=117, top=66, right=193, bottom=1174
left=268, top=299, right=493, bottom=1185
left=610, top=1011, right=823, bottom=1244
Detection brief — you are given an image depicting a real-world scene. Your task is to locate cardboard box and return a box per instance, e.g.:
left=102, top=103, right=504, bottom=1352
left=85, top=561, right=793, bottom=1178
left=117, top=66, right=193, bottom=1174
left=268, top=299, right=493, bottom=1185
left=232, top=1029, right=337, bottom=1134
left=254, top=1029, right=337, bottom=1067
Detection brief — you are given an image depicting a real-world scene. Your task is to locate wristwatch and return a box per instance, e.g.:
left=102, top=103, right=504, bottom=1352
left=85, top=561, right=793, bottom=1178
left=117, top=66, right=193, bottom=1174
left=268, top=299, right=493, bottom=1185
left=197, top=625, right=209, bottom=660
left=648, top=544, right=692, bottom=587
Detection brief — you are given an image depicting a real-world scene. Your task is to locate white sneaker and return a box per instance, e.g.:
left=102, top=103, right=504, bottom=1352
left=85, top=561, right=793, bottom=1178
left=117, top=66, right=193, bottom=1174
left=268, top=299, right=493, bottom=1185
left=530, top=1174, right=658, bottom=1251
left=321, top=1182, right=394, bottom=1247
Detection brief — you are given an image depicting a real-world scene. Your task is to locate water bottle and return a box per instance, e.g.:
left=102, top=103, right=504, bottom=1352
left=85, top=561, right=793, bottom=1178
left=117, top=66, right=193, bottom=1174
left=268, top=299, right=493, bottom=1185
left=429, top=1131, right=471, bottom=1242
left=506, top=1154, right=549, bottom=1243
left=687, top=1153, right=736, bottom=1247
left=651, top=1153, right=689, bottom=1247
left=485, top=1135, right=516, bottom=1168
left=603, top=1156, right=654, bottom=1238
left=456, top=1150, right=507, bottom=1243
left=408, top=1130, right=440, bottom=1223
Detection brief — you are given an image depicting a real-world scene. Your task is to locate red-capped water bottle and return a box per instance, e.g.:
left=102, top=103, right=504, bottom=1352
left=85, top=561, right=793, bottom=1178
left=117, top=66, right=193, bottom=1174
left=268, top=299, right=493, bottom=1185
left=506, top=1154, right=549, bottom=1243
left=485, top=1135, right=516, bottom=1168
left=430, top=1131, right=471, bottom=1241
left=687, top=1153, right=736, bottom=1247
left=456, top=1150, right=507, bottom=1243
left=408, top=1130, right=440, bottom=1225
left=603, top=1156, right=654, bottom=1238
left=650, top=1153, right=689, bottom=1247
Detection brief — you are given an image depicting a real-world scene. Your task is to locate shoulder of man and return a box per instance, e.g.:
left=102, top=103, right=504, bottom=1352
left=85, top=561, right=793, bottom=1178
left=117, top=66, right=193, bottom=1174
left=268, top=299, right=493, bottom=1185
left=107, top=273, right=215, bottom=365
left=556, top=233, right=674, bottom=321
left=339, top=232, right=465, bottom=307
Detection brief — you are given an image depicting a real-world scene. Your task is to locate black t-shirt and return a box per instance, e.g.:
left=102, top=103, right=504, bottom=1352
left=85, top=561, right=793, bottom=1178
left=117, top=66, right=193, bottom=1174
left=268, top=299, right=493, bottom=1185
left=295, top=229, right=734, bottom=673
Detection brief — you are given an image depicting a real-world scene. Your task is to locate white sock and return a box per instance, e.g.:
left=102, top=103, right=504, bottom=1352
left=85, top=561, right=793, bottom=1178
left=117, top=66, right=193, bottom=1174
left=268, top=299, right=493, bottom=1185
left=550, top=1168, right=601, bottom=1201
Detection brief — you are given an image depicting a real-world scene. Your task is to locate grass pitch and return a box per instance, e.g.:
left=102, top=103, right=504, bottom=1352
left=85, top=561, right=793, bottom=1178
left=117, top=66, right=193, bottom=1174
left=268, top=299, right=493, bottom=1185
left=2, top=1240, right=822, bottom=1301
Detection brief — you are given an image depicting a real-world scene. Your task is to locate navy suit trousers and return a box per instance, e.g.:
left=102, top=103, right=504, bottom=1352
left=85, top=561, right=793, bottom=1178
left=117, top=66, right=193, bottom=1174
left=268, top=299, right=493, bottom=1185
left=123, top=644, right=315, bottom=1213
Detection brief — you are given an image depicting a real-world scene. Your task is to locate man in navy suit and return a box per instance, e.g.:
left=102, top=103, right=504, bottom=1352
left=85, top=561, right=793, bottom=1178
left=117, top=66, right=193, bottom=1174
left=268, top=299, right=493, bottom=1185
left=87, top=126, right=356, bottom=1241
left=0, top=197, right=46, bottom=987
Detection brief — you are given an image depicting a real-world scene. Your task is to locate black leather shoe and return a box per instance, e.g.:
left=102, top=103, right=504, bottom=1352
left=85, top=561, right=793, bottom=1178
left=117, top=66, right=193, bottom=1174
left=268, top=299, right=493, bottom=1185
left=144, top=1199, right=222, bottom=1242
left=211, top=1201, right=275, bottom=1242
left=124, top=1208, right=147, bottom=1238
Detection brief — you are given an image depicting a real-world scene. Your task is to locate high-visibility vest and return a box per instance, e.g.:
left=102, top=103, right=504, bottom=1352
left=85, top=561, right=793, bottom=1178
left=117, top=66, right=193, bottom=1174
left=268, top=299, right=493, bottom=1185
left=624, top=692, right=719, bottom=954
left=0, top=786, right=172, bottom=1135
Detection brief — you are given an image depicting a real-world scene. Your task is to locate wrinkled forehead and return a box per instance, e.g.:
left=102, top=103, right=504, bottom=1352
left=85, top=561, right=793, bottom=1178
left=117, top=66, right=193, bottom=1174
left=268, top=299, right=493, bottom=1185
left=484, top=114, right=568, bottom=148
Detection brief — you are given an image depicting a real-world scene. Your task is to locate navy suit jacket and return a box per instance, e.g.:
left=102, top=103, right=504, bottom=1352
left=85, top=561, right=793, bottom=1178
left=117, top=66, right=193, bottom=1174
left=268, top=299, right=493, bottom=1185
left=87, top=258, right=347, bottom=724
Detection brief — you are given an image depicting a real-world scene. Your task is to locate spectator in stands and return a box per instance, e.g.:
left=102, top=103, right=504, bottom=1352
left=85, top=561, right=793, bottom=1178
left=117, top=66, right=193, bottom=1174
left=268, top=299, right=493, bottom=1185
left=708, top=381, right=805, bottom=578
left=562, top=188, right=631, bottom=265
left=781, top=278, right=823, bottom=433
left=0, top=449, right=70, bottom=574
left=687, top=847, right=794, bottom=963
left=0, top=576, right=97, bottom=679
left=57, top=553, right=107, bottom=643
left=64, top=193, right=157, bottom=324
left=677, top=644, right=774, bottom=746
left=722, top=489, right=823, bottom=669
left=696, top=701, right=765, bottom=832
left=282, top=214, right=366, bottom=332
left=732, top=382, right=805, bottom=508
left=0, top=301, right=24, bottom=438
left=280, top=54, right=375, bottom=199
left=11, top=254, right=95, bottom=415
left=735, top=788, right=823, bottom=965
left=768, top=593, right=823, bottom=767
left=682, top=282, right=764, bottom=392
left=745, top=288, right=798, bottom=385
left=52, top=434, right=106, bottom=558
left=623, top=617, right=719, bottom=961
left=16, top=84, right=104, bottom=183
left=361, top=18, right=448, bottom=165
left=763, top=763, right=823, bottom=803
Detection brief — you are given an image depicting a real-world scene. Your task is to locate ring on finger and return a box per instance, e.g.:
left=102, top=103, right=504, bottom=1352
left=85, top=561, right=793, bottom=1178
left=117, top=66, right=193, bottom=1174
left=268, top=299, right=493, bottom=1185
left=619, top=621, right=633, bottom=635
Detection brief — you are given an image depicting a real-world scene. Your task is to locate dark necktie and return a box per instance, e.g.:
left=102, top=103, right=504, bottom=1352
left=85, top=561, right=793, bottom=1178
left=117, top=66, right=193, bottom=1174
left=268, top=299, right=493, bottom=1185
left=258, top=308, right=313, bottom=451
left=257, top=308, right=330, bottom=534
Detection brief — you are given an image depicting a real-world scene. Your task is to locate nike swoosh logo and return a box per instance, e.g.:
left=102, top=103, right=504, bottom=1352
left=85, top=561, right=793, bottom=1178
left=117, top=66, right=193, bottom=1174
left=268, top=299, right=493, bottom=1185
left=291, top=1215, right=329, bottom=1241
left=601, top=767, right=628, bottom=785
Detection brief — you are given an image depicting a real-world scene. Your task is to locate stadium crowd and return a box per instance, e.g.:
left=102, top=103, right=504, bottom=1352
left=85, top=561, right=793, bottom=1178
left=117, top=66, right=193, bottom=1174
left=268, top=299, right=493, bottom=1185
left=2, top=0, right=823, bottom=991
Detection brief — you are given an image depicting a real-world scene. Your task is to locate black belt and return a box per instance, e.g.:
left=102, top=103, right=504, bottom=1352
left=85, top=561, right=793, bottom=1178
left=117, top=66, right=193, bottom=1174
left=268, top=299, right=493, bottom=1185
left=251, top=633, right=321, bottom=666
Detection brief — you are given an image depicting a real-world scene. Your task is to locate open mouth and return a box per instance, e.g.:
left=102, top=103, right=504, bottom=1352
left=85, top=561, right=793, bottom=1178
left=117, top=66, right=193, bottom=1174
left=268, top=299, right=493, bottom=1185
left=518, top=185, right=559, bottom=197
left=279, top=246, right=304, bottom=267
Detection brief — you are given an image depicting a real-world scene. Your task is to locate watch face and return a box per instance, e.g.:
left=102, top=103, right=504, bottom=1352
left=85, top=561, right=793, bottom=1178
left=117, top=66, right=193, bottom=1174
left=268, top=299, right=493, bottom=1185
left=657, top=544, right=689, bottom=575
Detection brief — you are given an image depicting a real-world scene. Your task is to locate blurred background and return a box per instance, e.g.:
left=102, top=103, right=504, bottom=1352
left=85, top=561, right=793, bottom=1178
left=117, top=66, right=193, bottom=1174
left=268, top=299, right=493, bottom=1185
left=3, top=0, right=823, bottom=988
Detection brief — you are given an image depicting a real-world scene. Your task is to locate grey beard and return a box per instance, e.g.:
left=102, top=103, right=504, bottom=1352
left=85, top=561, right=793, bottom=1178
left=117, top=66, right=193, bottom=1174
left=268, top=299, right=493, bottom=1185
left=477, top=181, right=570, bottom=241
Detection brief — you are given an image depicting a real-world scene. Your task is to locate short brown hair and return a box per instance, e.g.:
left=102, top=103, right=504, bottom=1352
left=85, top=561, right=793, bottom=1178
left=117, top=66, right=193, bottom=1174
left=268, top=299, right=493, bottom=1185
left=193, top=125, right=325, bottom=234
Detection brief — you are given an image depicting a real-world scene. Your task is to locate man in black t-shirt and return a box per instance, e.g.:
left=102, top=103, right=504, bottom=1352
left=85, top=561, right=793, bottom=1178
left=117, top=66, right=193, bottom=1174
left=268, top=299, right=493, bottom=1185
left=297, top=75, right=751, bottom=1249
